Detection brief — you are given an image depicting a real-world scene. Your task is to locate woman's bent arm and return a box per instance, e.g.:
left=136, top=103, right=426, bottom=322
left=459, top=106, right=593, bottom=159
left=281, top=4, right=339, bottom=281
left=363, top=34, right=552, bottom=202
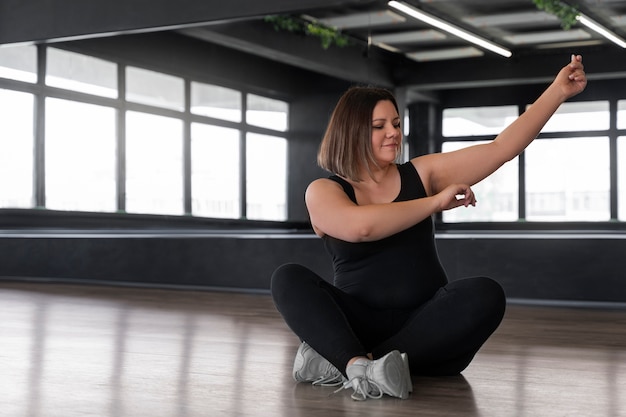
left=306, top=179, right=475, bottom=242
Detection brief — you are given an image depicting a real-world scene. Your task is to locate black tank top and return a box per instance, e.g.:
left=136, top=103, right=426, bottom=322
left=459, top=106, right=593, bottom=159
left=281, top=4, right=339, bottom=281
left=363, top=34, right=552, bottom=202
left=323, top=161, right=448, bottom=309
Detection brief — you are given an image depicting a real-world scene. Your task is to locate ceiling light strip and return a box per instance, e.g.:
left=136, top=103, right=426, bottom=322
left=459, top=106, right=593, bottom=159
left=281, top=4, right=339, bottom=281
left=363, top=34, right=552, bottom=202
left=388, top=0, right=512, bottom=58
left=577, top=14, right=626, bottom=48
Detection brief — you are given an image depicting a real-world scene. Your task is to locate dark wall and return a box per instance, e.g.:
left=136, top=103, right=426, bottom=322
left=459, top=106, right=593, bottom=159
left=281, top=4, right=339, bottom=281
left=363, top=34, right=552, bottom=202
left=288, top=91, right=349, bottom=220
left=0, top=233, right=332, bottom=291
left=1, top=232, right=625, bottom=307
left=436, top=234, right=626, bottom=305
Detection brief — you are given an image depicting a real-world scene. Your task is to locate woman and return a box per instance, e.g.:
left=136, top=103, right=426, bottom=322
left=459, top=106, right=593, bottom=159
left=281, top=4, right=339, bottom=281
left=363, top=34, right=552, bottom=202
left=271, top=55, right=587, bottom=401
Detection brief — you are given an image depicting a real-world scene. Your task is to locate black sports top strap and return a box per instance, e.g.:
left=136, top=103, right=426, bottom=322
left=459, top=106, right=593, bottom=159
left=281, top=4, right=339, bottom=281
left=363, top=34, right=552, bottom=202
left=328, top=175, right=357, bottom=204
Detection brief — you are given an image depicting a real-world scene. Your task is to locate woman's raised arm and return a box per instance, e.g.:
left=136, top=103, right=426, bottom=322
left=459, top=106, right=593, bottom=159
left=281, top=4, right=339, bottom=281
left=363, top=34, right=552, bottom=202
left=415, top=54, right=587, bottom=196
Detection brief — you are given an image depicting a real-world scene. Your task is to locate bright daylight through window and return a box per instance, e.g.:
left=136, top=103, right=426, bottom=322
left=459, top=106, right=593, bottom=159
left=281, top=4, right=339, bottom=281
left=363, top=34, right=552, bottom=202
left=0, top=89, right=34, bottom=208
left=0, top=44, right=622, bottom=225
left=442, top=101, right=614, bottom=222
left=0, top=45, right=289, bottom=221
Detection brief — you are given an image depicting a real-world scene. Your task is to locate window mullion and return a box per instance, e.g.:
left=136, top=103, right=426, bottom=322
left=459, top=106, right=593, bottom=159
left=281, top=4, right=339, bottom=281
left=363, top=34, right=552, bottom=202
left=609, top=99, right=618, bottom=220
left=184, top=79, right=192, bottom=215
left=240, top=93, right=247, bottom=219
left=117, top=64, right=126, bottom=212
left=34, top=45, right=46, bottom=208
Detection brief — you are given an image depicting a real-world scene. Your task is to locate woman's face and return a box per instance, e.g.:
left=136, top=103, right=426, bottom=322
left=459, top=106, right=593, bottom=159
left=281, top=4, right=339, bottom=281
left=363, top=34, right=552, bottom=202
left=371, top=100, right=402, bottom=164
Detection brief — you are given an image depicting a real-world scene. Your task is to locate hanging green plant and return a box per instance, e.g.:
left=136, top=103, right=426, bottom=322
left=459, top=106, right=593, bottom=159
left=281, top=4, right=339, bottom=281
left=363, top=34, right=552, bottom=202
left=532, top=0, right=580, bottom=30
left=264, top=15, right=352, bottom=49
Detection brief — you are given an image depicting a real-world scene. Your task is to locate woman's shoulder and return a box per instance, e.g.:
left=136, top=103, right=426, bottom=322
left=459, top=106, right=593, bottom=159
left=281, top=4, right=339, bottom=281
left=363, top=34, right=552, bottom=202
left=306, top=177, right=344, bottom=195
left=307, top=175, right=356, bottom=204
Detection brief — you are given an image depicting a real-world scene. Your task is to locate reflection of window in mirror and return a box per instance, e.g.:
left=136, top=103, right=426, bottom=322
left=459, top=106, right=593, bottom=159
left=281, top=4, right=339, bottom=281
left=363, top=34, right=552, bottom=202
left=46, top=48, right=117, bottom=98
left=442, top=105, right=520, bottom=223
left=191, top=124, right=241, bottom=219
left=0, top=46, right=298, bottom=222
left=45, top=98, right=117, bottom=212
left=618, top=100, right=626, bottom=130
left=525, top=137, right=610, bottom=221
left=191, top=82, right=242, bottom=122
left=126, top=66, right=183, bottom=111
left=126, top=112, right=184, bottom=216
left=0, top=44, right=37, bottom=83
left=442, top=141, right=518, bottom=223
left=443, top=105, right=518, bottom=137
left=529, top=101, right=610, bottom=133
left=246, top=133, right=287, bottom=221
left=247, top=94, right=289, bottom=132
left=0, top=89, right=34, bottom=208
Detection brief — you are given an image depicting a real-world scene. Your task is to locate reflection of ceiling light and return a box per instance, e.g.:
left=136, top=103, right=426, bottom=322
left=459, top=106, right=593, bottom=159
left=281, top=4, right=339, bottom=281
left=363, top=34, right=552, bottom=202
left=577, top=14, right=626, bottom=48
left=504, top=29, right=591, bottom=45
left=464, top=11, right=557, bottom=27
left=388, top=1, right=512, bottom=57
left=407, top=47, right=484, bottom=62
left=372, top=29, right=446, bottom=44
left=318, top=10, right=406, bottom=30
left=375, top=42, right=403, bottom=53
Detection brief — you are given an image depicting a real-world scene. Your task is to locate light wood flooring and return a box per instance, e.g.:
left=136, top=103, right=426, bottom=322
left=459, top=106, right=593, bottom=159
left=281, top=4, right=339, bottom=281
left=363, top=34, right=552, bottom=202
left=1, top=281, right=625, bottom=417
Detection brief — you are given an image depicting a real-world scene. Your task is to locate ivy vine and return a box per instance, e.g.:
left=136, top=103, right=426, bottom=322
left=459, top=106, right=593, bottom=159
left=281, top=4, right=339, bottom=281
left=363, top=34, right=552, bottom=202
left=532, top=0, right=580, bottom=30
left=264, top=15, right=352, bottom=49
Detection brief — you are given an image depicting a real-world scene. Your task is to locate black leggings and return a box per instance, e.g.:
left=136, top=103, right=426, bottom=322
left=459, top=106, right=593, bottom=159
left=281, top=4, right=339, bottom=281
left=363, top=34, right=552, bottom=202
left=271, top=263, right=506, bottom=376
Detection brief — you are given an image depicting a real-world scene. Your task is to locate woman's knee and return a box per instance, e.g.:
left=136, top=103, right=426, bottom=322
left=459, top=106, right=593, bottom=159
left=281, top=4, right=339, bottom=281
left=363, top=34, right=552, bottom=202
left=470, top=276, right=506, bottom=327
left=270, top=263, right=319, bottom=300
left=480, top=277, right=506, bottom=313
left=450, top=276, right=506, bottom=320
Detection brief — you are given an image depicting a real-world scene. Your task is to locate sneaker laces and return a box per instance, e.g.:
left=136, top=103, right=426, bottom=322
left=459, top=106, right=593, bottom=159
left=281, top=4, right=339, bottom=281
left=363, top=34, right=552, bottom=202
left=312, top=363, right=346, bottom=387
left=334, top=376, right=383, bottom=401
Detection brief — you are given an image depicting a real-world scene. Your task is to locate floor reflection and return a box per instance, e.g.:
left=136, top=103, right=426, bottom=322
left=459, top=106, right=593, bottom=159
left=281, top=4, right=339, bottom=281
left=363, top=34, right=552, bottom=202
left=1, top=282, right=625, bottom=417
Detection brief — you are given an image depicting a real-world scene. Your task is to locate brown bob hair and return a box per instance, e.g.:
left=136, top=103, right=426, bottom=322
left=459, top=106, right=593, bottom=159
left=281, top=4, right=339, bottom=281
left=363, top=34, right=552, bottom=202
left=317, top=86, right=400, bottom=182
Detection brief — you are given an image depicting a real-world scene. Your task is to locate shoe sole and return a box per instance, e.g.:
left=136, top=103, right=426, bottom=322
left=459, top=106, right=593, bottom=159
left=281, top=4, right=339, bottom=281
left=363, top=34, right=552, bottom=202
left=401, top=352, right=413, bottom=394
left=292, top=342, right=309, bottom=382
left=377, top=350, right=410, bottom=399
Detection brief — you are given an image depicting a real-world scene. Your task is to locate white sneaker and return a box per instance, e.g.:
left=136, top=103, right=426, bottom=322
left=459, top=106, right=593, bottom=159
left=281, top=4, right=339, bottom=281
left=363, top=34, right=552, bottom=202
left=338, top=350, right=411, bottom=401
left=401, top=352, right=413, bottom=393
left=292, top=342, right=346, bottom=386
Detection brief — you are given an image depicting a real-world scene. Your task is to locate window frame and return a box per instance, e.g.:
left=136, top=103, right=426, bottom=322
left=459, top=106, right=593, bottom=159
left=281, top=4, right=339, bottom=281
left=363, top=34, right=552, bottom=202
left=428, top=88, right=626, bottom=231
left=0, top=44, right=293, bottom=228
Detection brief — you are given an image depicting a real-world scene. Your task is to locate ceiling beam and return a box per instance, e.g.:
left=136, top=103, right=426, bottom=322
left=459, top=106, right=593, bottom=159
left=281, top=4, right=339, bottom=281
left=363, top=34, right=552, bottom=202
left=0, top=0, right=378, bottom=46
left=179, top=19, right=403, bottom=87
left=398, top=44, right=626, bottom=93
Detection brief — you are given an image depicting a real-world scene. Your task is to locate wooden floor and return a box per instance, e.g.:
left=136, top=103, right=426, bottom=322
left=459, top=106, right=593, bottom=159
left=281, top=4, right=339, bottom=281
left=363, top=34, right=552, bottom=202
left=1, top=281, right=625, bottom=417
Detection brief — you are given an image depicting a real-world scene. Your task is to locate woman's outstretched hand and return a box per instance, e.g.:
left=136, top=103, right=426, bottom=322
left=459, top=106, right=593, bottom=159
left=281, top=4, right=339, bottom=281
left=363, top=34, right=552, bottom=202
left=437, top=184, right=476, bottom=212
left=553, top=54, right=587, bottom=100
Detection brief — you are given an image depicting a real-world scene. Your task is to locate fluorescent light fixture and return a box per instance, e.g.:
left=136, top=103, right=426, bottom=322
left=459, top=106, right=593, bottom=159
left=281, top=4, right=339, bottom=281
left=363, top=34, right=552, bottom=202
left=577, top=14, right=626, bottom=48
left=372, top=29, right=446, bottom=45
left=406, top=46, right=484, bottom=62
left=504, top=29, right=591, bottom=45
left=388, top=1, right=512, bottom=57
left=319, top=10, right=406, bottom=30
